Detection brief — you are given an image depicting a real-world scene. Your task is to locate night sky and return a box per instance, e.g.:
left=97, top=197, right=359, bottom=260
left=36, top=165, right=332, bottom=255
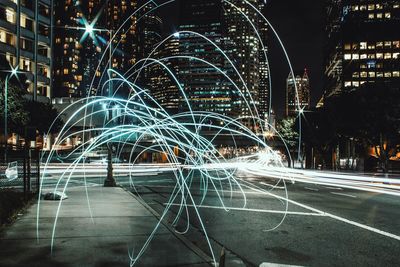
left=158, top=0, right=326, bottom=118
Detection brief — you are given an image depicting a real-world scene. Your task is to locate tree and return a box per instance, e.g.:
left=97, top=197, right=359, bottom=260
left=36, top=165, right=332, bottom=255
left=0, top=77, right=29, bottom=136
left=277, top=117, right=299, bottom=167
left=24, top=101, right=63, bottom=135
left=326, top=83, right=400, bottom=172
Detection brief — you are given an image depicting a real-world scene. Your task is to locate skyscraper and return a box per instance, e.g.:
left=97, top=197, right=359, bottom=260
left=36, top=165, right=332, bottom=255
left=0, top=0, right=53, bottom=101
left=53, top=0, right=137, bottom=98
left=286, top=69, right=310, bottom=117
left=324, top=0, right=400, bottom=96
left=169, top=0, right=269, bottom=129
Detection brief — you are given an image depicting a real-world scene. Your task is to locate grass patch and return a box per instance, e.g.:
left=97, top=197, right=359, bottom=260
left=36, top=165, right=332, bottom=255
left=0, top=189, right=35, bottom=226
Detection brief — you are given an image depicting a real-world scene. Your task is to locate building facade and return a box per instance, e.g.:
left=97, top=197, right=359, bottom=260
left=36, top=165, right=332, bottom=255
left=324, top=0, right=400, bottom=96
left=286, top=69, right=310, bottom=117
left=53, top=0, right=138, bottom=98
left=156, top=0, right=270, bottom=129
left=0, top=0, right=53, bottom=101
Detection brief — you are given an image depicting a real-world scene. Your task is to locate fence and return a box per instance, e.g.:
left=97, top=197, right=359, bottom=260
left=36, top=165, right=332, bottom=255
left=0, top=145, right=40, bottom=194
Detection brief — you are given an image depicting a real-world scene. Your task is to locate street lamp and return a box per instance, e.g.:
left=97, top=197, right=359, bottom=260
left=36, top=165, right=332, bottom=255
left=2, top=65, right=21, bottom=163
left=80, top=22, right=116, bottom=187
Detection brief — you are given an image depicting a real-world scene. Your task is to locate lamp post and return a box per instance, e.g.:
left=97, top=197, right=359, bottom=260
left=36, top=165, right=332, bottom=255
left=3, top=66, right=19, bottom=163
left=81, top=23, right=116, bottom=187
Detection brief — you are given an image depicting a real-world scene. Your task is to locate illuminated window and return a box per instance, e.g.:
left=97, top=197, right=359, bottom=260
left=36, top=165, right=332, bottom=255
left=0, top=30, right=15, bottom=45
left=367, top=54, right=376, bottom=59
left=376, top=4, right=383, bottom=10
left=376, top=13, right=383, bottom=19
left=368, top=13, right=375, bottom=19
left=393, top=41, right=400, bottom=48
left=368, top=4, right=375, bottom=10
left=360, top=54, right=367, bottom=59
left=385, top=13, right=391, bottom=19
left=344, top=43, right=351, bottom=50
left=344, top=54, right=352, bottom=60
left=63, top=69, right=69, bottom=75
left=360, top=72, right=367, bottom=78
left=352, top=54, right=359, bottom=60
left=377, top=72, right=383, bottom=77
left=368, top=72, right=375, bottom=78
left=5, top=8, right=16, bottom=23
left=376, top=41, right=383, bottom=48
left=360, top=64, right=367, bottom=69
left=376, top=53, right=383, bottom=59
left=352, top=5, right=359, bottom=11
left=352, top=72, right=359, bottom=78
left=368, top=44, right=375, bottom=49
left=20, top=58, right=31, bottom=71
left=384, top=41, right=391, bottom=48
left=393, top=71, right=400, bottom=77
left=345, top=81, right=352, bottom=87
left=384, top=72, right=391, bottom=78
left=394, top=4, right=400, bottom=9
left=360, top=42, right=367, bottom=49
left=353, top=81, right=360, bottom=87
left=384, top=53, right=391, bottom=59
left=360, top=5, right=366, bottom=11
left=393, top=53, right=400, bottom=59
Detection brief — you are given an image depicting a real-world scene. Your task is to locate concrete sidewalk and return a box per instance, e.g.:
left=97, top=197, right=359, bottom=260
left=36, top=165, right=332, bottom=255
left=0, top=186, right=212, bottom=267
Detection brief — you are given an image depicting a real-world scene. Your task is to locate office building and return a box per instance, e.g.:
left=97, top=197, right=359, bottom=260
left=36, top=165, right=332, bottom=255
left=324, top=0, right=400, bottom=96
left=286, top=69, right=310, bottom=117
left=0, top=0, right=53, bottom=101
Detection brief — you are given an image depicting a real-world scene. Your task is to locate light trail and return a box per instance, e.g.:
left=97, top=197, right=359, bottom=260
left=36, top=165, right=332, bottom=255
left=36, top=1, right=400, bottom=266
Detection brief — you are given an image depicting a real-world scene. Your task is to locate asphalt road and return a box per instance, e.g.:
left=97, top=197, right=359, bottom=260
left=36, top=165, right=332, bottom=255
left=37, top=170, right=400, bottom=266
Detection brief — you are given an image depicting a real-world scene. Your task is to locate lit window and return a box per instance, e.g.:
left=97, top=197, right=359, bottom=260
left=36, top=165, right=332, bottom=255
left=394, top=4, right=400, bottom=9
left=393, top=41, right=400, bottom=48
left=344, top=43, right=351, bottom=50
left=344, top=54, right=352, bottom=60
left=352, top=5, right=359, bottom=11
left=368, top=4, right=375, bottom=10
left=368, top=72, right=376, bottom=78
left=384, top=72, right=392, bottom=78
left=360, top=54, right=367, bottom=59
left=6, top=9, right=16, bottom=24
left=368, top=44, right=375, bottom=49
left=376, top=53, right=383, bottom=59
left=360, top=64, right=367, bottom=69
left=377, top=72, right=383, bottom=77
left=63, top=69, right=69, bottom=75
left=360, top=5, right=366, bottom=11
left=352, top=54, right=360, bottom=60
left=352, top=72, right=359, bottom=78
left=368, top=13, right=375, bottom=19
left=376, top=41, right=383, bottom=48
left=367, top=54, right=376, bottom=59
left=384, top=53, right=392, bottom=59
left=360, top=72, right=367, bottom=78
left=384, top=41, right=391, bottom=48
left=385, top=13, right=391, bottom=19
left=345, top=81, right=352, bottom=87
left=376, top=13, right=383, bottom=19
left=376, top=4, right=383, bottom=10
left=353, top=81, right=360, bottom=87
left=393, top=71, right=400, bottom=77
left=360, top=42, right=367, bottom=49
left=393, top=53, right=400, bottom=59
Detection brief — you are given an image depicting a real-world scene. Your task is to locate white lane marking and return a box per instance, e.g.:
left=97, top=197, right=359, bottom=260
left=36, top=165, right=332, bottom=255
left=324, top=186, right=343, bottom=190
left=260, top=263, right=304, bottom=267
left=241, top=182, right=400, bottom=241
left=330, top=192, right=357, bottom=198
left=304, top=187, right=319, bottom=192
left=164, top=203, right=325, bottom=216
left=260, top=182, right=285, bottom=189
